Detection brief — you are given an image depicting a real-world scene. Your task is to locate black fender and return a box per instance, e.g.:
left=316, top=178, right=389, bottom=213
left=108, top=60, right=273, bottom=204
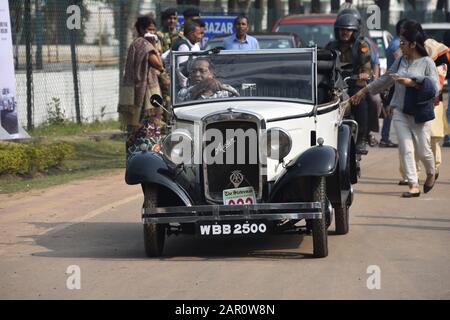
left=324, top=123, right=356, bottom=206
left=337, top=124, right=353, bottom=189
left=270, top=145, right=338, bottom=201
left=341, top=120, right=358, bottom=184
left=125, top=152, right=192, bottom=206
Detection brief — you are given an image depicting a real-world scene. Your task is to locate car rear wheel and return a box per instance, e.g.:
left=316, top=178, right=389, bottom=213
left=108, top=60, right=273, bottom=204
left=334, top=204, right=349, bottom=235
left=143, top=185, right=165, bottom=257
left=311, top=176, right=328, bottom=258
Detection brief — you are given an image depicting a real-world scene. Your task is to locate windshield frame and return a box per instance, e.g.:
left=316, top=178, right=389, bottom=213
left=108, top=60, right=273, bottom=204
left=170, top=48, right=318, bottom=108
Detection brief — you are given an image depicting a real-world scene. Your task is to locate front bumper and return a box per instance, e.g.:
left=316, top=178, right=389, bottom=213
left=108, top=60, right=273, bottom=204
left=142, top=202, right=322, bottom=224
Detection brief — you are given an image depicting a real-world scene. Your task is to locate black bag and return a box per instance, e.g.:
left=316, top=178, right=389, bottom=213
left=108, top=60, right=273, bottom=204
left=403, top=77, right=436, bottom=124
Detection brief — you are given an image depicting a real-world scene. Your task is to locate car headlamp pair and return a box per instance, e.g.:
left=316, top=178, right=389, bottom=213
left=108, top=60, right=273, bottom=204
left=161, top=128, right=292, bottom=163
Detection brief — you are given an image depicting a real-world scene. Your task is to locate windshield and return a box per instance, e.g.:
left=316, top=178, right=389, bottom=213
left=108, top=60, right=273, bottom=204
left=277, top=23, right=334, bottom=48
left=172, top=49, right=315, bottom=106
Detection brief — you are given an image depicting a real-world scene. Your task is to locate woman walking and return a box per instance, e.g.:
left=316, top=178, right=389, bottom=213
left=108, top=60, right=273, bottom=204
left=350, top=20, right=440, bottom=197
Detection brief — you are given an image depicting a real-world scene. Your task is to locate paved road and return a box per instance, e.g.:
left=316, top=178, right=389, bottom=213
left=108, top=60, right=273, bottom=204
left=0, top=146, right=449, bottom=299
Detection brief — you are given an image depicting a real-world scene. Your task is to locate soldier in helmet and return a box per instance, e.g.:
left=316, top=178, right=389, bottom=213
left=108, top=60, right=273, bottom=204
left=338, top=7, right=384, bottom=147
left=326, top=13, right=372, bottom=154
left=157, top=8, right=179, bottom=53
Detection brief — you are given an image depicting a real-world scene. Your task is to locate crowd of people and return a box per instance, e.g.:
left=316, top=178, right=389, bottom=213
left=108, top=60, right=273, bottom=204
left=117, top=6, right=449, bottom=198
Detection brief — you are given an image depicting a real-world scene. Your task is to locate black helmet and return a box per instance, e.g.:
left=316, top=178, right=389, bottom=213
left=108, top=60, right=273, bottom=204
left=334, top=13, right=360, bottom=42
left=335, top=13, right=360, bottom=31
left=337, top=8, right=362, bottom=25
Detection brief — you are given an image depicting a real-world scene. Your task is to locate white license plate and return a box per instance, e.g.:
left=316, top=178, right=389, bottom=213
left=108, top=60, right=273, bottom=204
left=198, top=221, right=268, bottom=237
left=223, top=186, right=256, bottom=205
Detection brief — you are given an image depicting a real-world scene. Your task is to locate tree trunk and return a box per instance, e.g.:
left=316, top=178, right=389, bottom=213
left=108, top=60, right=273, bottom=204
left=288, top=0, right=304, bottom=14
left=330, top=0, right=341, bottom=12
left=374, top=0, right=390, bottom=32
left=268, top=0, right=283, bottom=31
left=254, top=0, right=263, bottom=32
left=311, top=0, right=321, bottom=13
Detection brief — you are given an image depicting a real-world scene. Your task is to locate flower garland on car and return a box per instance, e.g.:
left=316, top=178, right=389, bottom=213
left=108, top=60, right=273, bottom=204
left=126, top=112, right=166, bottom=156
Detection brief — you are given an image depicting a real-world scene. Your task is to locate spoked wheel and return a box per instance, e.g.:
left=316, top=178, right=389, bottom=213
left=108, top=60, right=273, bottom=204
left=310, top=176, right=328, bottom=258
left=142, top=185, right=166, bottom=257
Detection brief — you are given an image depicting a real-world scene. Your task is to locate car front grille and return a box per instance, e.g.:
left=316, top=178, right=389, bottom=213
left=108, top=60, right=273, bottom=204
left=204, top=121, right=260, bottom=202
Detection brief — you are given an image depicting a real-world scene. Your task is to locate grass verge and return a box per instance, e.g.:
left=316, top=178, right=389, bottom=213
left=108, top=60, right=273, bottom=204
left=0, top=121, right=126, bottom=194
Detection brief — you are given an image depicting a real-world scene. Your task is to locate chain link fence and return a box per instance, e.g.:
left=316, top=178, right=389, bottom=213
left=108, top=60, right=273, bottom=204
left=11, top=0, right=125, bottom=129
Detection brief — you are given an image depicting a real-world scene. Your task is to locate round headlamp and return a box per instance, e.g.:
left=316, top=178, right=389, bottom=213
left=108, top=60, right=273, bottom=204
left=266, top=128, right=292, bottom=161
left=162, top=130, right=193, bottom=164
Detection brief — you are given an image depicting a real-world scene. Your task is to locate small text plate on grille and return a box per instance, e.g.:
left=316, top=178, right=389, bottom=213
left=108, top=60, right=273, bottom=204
left=223, top=186, right=257, bottom=205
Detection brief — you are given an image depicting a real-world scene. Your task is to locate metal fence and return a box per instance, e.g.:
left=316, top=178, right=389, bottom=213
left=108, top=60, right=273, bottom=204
left=12, top=0, right=125, bottom=129
left=10, top=0, right=449, bottom=129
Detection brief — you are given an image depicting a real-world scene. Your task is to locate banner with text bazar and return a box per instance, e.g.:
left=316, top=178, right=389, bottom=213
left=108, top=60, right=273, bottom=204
left=0, top=0, right=20, bottom=139
left=178, top=15, right=236, bottom=47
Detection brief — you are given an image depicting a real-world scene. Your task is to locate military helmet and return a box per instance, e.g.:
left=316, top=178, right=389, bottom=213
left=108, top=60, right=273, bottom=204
left=337, top=8, right=362, bottom=25
left=334, top=13, right=360, bottom=32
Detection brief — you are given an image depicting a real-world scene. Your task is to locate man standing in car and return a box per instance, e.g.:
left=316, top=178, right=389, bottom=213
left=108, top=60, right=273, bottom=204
left=223, top=14, right=260, bottom=50
left=326, top=13, right=372, bottom=154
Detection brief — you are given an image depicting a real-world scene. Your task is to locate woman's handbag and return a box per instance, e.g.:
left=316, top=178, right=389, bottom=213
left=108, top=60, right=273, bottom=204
left=403, top=77, right=436, bottom=124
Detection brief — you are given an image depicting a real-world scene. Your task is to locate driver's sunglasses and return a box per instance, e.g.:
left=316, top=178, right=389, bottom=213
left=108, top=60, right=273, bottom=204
left=399, top=39, right=408, bottom=45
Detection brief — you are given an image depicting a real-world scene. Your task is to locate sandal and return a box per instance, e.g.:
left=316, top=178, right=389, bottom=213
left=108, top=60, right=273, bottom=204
left=402, top=191, right=421, bottom=198
left=424, top=174, right=436, bottom=194
left=402, top=183, right=420, bottom=198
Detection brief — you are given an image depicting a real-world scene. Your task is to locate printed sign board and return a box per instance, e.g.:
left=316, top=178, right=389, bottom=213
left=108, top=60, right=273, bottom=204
left=178, top=15, right=236, bottom=47
left=0, top=0, right=28, bottom=140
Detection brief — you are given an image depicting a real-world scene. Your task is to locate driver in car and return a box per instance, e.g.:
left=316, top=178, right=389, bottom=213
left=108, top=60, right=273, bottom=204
left=177, top=58, right=239, bottom=102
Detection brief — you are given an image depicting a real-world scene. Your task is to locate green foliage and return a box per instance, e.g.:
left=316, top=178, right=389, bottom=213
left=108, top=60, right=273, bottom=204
left=0, top=141, right=75, bottom=176
left=46, top=97, right=67, bottom=126
left=30, top=119, right=120, bottom=137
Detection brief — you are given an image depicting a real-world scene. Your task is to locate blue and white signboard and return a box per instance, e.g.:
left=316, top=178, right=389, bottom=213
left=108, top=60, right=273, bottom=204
left=0, top=0, right=28, bottom=140
left=178, top=15, right=236, bottom=46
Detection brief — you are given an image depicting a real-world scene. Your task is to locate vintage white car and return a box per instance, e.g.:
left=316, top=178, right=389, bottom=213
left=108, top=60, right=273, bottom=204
left=125, top=47, right=359, bottom=258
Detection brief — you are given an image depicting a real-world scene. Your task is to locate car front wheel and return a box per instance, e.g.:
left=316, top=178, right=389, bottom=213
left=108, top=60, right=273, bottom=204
left=143, top=185, right=165, bottom=257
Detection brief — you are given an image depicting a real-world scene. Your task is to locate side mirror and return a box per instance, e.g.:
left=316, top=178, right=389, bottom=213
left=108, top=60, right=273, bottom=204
left=150, top=94, right=164, bottom=109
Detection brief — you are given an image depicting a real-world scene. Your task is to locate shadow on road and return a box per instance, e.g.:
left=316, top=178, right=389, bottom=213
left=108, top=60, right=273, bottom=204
left=25, top=222, right=316, bottom=260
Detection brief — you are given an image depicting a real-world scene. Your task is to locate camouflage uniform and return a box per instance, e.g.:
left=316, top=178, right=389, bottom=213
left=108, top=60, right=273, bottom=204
left=157, top=28, right=179, bottom=53
left=332, top=38, right=372, bottom=88
left=326, top=27, right=372, bottom=154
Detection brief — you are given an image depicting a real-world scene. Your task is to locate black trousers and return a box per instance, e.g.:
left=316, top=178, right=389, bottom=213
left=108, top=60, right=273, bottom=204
left=348, top=87, right=368, bottom=143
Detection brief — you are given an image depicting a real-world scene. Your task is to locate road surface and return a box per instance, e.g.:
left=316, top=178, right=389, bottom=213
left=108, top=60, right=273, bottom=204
left=0, top=146, right=449, bottom=299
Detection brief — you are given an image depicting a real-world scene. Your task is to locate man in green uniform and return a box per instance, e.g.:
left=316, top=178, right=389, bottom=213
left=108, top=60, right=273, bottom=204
left=157, top=8, right=179, bottom=53
left=326, top=13, right=372, bottom=154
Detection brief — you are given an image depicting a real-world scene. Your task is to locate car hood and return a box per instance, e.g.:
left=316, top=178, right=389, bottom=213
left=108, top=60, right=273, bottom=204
left=174, top=100, right=314, bottom=122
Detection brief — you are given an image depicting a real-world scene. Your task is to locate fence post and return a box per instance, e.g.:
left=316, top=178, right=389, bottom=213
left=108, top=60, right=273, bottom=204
left=69, top=1, right=81, bottom=124
left=118, top=0, right=128, bottom=86
left=24, top=0, right=33, bottom=130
